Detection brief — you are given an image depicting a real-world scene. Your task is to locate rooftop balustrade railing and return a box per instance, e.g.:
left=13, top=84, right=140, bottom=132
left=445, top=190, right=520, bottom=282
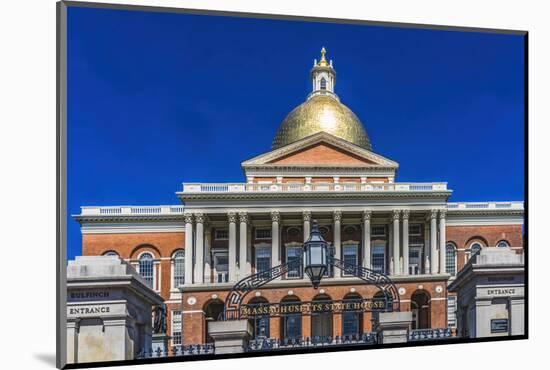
left=181, top=182, right=449, bottom=193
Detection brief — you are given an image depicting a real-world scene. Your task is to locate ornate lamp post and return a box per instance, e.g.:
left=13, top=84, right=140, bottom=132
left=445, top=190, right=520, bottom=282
left=303, top=220, right=328, bottom=289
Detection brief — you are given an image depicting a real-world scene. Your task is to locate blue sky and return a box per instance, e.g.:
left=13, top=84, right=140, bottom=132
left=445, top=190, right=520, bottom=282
left=67, top=7, right=525, bottom=260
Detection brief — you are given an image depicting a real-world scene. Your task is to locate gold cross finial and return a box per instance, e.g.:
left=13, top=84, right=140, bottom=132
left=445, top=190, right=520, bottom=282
left=318, top=47, right=329, bottom=66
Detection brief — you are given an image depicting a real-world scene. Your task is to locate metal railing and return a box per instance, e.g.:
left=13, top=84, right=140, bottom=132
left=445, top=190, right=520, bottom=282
left=446, top=201, right=523, bottom=210
left=80, top=205, right=184, bottom=216
left=136, top=344, right=214, bottom=359
left=181, top=182, right=448, bottom=193
left=247, top=333, right=377, bottom=351
left=408, top=328, right=454, bottom=341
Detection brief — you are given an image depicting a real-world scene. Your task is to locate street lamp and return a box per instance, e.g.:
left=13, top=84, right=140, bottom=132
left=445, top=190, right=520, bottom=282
left=303, top=220, right=329, bottom=289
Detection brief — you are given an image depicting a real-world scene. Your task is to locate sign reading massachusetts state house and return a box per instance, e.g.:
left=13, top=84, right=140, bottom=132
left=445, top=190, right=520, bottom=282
left=240, top=298, right=387, bottom=318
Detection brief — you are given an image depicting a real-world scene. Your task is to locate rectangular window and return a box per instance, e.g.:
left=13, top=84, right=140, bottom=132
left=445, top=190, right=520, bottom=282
left=255, top=247, right=271, bottom=273
left=171, top=310, right=182, bottom=346
left=447, top=296, right=457, bottom=328
left=371, top=245, right=386, bottom=273
left=342, top=311, right=360, bottom=336
left=342, top=244, right=358, bottom=276
left=283, top=313, right=302, bottom=339
left=491, top=319, right=509, bottom=333
left=255, top=228, right=272, bottom=239
left=371, top=225, right=386, bottom=237
left=409, top=246, right=422, bottom=275
left=409, top=224, right=422, bottom=236
left=286, top=246, right=302, bottom=279
left=322, top=245, right=335, bottom=277
left=214, top=253, right=229, bottom=283
left=215, top=229, right=229, bottom=240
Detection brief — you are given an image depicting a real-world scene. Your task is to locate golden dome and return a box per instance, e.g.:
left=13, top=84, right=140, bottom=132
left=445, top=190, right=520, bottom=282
left=272, top=95, right=372, bottom=150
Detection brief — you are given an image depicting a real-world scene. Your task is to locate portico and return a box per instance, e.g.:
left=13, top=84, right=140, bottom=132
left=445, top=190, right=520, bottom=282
left=178, top=206, right=450, bottom=286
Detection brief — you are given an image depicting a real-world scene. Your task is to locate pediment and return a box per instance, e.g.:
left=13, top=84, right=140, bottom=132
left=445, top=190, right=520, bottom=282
left=242, top=132, right=398, bottom=169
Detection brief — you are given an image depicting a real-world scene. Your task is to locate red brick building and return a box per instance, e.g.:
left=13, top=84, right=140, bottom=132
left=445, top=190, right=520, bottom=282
left=75, top=49, right=523, bottom=347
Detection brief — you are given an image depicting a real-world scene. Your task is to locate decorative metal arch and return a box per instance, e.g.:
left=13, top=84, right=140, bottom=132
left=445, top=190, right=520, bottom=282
left=223, top=256, right=400, bottom=320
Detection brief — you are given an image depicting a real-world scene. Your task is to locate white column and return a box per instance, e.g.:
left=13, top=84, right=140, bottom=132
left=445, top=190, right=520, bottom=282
left=238, top=212, right=248, bottom=280
left=430, top=209, right=438, bottom=274
left=303, top=211, right=311, bottom=241
left=402, top=210, right=410, bottom=276
left=246, top=225, right=252, bottom=275
left=271, top=211, right=280, bottom=265
left=228, top=212, right=237, bottom=282
left=439, top=210, right=447, bottom=274
left=204, top=226, right=212, bottom=283
left=184, top=214, right=194, bottom=285
left=333, top=211, right=342, bottom=277
left=362, top=210, right=372, bottom=268
left=392, top=210, right=401, bottom=275
left=194, top=213, right=205, bottom=284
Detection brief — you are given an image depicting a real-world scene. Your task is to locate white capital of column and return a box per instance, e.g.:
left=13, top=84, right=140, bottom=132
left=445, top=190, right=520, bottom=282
left=228, top=213, right=237, bottom=282
left=184, top=214, right=194, bottom=285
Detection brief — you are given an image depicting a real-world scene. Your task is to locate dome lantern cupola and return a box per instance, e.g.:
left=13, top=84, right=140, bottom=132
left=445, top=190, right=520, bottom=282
left=271, top=48, right=373, bottom=151
left=308, top=47, right=338, bottom=101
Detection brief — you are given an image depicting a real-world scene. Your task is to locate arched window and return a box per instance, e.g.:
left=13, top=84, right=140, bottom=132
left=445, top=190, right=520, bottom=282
left=172, top=250, right=185, bottom=287
left=320, top=77, right=327, bottom=90
left=497, top=240, right=510, bottom=248
left=139, top=252, right=154, bottom=288
left=445, top=243, right=457, bottom=276
left=103, top=251, right=118, bottom=257
left=469, top=242, right=482, bottom=259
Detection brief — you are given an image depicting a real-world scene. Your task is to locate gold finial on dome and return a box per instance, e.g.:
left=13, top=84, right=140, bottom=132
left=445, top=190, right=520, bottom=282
left=318, top=47, right=329, bottom=67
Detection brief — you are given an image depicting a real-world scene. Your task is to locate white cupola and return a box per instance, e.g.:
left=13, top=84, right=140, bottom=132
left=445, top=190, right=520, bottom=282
left=308, top=47, right=338, bottom=101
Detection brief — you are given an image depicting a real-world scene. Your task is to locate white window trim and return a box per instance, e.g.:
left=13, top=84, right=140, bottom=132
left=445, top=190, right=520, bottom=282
left=136, top=251, right=160, bottom=292
left=171, top=310, right=182, bottom=346
left=408, top=244, right=423, bottom=275
left=496, top=240, right=510, bottom=248
left=342, top=241, right=359, bottom=276
left=445, top=243, right=457, bottom=277
left=255, top=245, right=272, bottom=273
left=447, top=296, right=457, bottom=328
left=170, top=249, right=185, bottom=291
left=371, top=242, right=387, bottom=273
left=285, top=242, right=303, bottom=279
left=212, top=250, right=229, bottom=283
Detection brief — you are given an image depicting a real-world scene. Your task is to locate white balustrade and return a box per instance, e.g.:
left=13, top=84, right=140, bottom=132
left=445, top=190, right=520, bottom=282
left=447, top=202, right=523, bottom=210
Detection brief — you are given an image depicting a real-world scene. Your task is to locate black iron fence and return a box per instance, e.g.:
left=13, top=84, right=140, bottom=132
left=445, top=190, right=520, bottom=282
left=247, top=333, right=377, bottom=352
left=408, top=328, right=454, bottom=341
left=136, top=344, right=214, bottom=359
